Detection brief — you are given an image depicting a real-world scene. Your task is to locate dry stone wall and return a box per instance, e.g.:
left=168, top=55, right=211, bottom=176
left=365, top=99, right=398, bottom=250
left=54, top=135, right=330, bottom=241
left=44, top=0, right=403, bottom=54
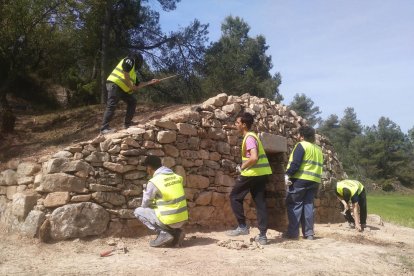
left=0, top=93, right=345, bottom=241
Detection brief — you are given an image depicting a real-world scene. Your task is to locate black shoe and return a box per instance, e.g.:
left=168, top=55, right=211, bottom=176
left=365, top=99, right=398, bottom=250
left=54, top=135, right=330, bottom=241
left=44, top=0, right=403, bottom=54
left=149, top=231, right=174, bottom=247
left=171, top=229, right=185, bottom=247
left=124, top=121, right=139, bottom=129
left=254, top=234, right=268, bottom=245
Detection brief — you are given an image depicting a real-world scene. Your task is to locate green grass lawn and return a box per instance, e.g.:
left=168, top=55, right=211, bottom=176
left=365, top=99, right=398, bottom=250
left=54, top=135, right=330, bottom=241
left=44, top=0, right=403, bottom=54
left=367, top=194, right=414, bottom=228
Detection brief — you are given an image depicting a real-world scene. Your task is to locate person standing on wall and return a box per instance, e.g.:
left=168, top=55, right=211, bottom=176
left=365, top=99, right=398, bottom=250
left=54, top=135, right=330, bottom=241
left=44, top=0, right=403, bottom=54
left=225, top=112, right=272, bottom=245
left=334, top=179, right=367, bottom=232
left=100, top=53, right=160, bottom=134
left=134, top=155, right=188, bottom=247
left=284, top=126, right=323, bottom=240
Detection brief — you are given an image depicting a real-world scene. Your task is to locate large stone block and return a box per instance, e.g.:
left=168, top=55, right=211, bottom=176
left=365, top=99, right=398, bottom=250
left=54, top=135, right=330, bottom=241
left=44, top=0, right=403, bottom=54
left=12, top=192, right=38, bottom=221
left=157, top=130, right=177, bottom=144
left=214, top=173, right=235, bottom=187
left=1, top=169, right=17, bottom=186
left=258, top=132, right=287, bottom=153
left=21, top=210, right=46, bottom=237
left=37, top=173, right=86, bottom=193
left=177, top=123, right=197, bottom=136
left=49, top=202, right=110, bottom=240
left=17, top=162, right=41, bottom=176
left=92, top=192, right=126, bottom=206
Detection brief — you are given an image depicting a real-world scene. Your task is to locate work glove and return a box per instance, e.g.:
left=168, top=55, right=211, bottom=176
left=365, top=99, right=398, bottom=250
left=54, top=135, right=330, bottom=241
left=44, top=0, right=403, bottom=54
left=284, top=174, right=292, bottom=186
left=236, top=165, right=242, bottom=173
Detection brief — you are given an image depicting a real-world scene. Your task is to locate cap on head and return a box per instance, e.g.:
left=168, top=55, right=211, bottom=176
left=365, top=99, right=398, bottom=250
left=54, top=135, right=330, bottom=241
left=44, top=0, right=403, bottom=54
left=133, top=53, right=143, bottom=69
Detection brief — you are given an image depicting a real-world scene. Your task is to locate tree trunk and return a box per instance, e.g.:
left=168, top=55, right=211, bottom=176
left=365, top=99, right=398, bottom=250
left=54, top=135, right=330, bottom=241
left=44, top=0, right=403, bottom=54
left=100, top=0, right=112, bottom=104
left=0, top=87, right=16, bottom=133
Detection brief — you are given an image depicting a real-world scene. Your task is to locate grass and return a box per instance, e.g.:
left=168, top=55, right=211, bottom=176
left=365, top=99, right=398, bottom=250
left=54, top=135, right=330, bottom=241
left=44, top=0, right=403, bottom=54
left=368, top=193, right=414, bottom=228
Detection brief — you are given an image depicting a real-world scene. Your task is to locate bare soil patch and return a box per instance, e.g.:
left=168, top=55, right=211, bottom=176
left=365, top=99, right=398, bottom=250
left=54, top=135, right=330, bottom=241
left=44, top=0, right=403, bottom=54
left=1, top=222, right=413, bottom=275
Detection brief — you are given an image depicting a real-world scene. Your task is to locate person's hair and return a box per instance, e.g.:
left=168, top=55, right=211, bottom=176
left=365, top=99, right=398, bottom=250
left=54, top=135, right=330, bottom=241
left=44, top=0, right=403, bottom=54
left=239, top=112, right=254, bottom=130
left=299, top=126, right=316, bottom=142
left=143, top=155, right=162, bottom=170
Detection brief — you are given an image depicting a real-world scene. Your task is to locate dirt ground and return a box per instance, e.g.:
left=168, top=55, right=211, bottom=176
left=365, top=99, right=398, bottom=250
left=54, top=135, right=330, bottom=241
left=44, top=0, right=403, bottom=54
left=1, top=221, right=413, bottom=276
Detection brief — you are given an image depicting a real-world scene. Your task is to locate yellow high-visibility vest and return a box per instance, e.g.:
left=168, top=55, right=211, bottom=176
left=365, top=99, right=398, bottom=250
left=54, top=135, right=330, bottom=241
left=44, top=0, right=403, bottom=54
left=107, top=58, right=137, bottom=93
left=150, top=172, right=188, bottom=225
left=241, top=132, right=272, bottom=177
left=287, top=141, right=323, bottom=183
left=337, top=180, right=364, bottom=198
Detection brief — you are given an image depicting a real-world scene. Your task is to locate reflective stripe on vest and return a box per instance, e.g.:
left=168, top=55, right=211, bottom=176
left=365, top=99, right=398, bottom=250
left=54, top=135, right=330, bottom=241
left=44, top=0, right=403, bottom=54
left=287, top=141, right=323, bottom=183
left=241, top=132, right=272, bottom=177
left=337, top=180, right=364, bottom=198
left=107, top=58, right=137, bottom=93
left=150, top=172, right=188, bottom=225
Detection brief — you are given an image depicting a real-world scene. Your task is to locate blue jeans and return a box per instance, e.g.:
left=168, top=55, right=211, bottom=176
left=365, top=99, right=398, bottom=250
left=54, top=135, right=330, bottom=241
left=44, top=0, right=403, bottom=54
left=285, top=180, right=318, bottom=237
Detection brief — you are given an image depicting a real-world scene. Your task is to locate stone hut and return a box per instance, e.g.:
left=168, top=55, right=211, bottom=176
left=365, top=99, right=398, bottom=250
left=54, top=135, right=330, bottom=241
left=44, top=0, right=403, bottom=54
left=0, top=93, right=345, bottom=241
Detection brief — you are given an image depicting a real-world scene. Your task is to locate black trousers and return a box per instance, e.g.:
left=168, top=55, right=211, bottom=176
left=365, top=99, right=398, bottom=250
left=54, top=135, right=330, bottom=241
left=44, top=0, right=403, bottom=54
left=101, top=82, right=137, bottom=131
left=229, top=175, right=268, bottom=235
left=343, top=189, right=367, bottom=225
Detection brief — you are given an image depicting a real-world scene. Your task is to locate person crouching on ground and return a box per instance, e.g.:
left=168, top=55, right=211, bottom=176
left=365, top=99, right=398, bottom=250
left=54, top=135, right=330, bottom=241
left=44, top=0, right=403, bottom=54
left=134, top=155, right=188, bottom=247
left=334, top=179, right=367, bottom=232
left=225, top=112, right=272, bottom=245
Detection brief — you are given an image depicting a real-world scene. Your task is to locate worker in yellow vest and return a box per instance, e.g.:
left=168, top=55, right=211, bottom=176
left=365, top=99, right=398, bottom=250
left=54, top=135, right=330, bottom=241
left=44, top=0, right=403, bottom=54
left=335, top=179, right=367, bottom=232
left=225, top=112, right=272, bottom=245
left=134, top=155, right=188, bottom=247
left=284, top=126, right=323, bottom=240
left=100, top=53, right=160, bottom=134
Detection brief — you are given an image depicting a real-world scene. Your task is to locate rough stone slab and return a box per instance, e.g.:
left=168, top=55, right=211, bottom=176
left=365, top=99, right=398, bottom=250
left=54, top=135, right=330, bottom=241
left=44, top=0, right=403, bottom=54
left=21, top=210, right=46, bottom=237
left=258, top=133, right=287, bottom=153
left=85, top=152, right=110, bottom=163
left=177, top=123, right=198, bottom=136
left=44, top=192, right=70, bottom=208
left=50, top=202, right=110, bottom=240
left=6, top=186, right=17, bottom=200
left=202, top=93, right=228, bottom=107
left=12, top=192, right=38, bottom=221
left=52, top=151, right=73, bottom=158
left=37, top=173, right=86, bottom=193
left=157, top=130, right=177, bottom=144
left=71, top=194, right=92, bottom=202
left=154, top=120, right=177, bottom=130
left=125, top=127, right=146, bottom=135
left=103, top=162, right=136, bottom=173
left=17, top=162, right=41, bottom=176
left=195, top=191, right=212, bottom=206
left=107, top=209, right=135, bottom=219
left=1, top=169, right=17, bottom=186
left=89, top=183, right=120, bottom=192
left=17, top=176, right=33, bottom=186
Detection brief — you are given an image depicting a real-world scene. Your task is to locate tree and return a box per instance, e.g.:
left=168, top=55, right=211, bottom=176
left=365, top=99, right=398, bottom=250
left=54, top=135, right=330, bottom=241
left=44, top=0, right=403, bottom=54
left=202, top=16, right=282, bottom=101
left=288, top=93, right=322, bottom=127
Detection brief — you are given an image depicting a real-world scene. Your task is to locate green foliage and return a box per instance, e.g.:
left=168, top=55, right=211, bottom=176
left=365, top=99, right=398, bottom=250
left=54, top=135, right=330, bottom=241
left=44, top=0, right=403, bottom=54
left=288, top=93, right=322, bottom=127
left=202, top=16, right=282, bottom=101
left=368, top=194, right=414, bottom=228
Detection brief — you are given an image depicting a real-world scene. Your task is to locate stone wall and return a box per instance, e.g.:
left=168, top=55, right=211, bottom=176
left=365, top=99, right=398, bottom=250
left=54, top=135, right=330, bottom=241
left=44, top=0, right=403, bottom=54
left=0, top=93, right=345, bottom=241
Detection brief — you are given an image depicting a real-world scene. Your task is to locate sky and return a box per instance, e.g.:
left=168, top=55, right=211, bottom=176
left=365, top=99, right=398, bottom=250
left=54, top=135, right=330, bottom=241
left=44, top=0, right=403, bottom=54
left=156, top=0, right=414, bottom=133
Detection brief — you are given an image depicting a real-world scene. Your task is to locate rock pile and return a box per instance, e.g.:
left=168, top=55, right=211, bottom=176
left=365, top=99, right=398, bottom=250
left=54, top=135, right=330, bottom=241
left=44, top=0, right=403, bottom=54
left=0, top=93, right=345, bottom=241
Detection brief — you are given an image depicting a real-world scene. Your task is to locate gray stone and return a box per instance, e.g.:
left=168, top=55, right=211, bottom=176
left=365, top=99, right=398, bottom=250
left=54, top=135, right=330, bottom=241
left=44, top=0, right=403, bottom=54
left=107, top=209, right=135, bottom=219
left=53, top=151, right=73, bottom=158
left=49, top=202, right=110, bottom=240
left=1, top=169, right=17, bottom=186
left=21, top=210, right=46, bottom=237
left=126, top=127, right=146, bottom=135
left=17, top=162, right=41, bottom=176
left=154, top=120, right=177, bottom=130
left=164, top=144, right=179, bottom=157
left=157, top=130, right=177, bottom=144
left=85, top=152, right=110, bottom=163
left=120, top=149, right=146, bottom=156
left=222, top=103, right=241, bottom=114
left=202, top=93, right=228, bottom=107
left=259, top=132, right=287, bottom=153
left=37, top=173, right=86, bottom=193
left=216, top=141, right=231, bottom=155
left=162, top=157, right=176, bottom=168
left=17, top=176, right=34, bottom=185
left=177, top=123, right=198, bottom=136
left=12, top=192, right=38, bottom=221
left=214, top=173, right=235, bottom=187
left=71, top=194, right=92, bottom=202
left=214, top=109, right=228, bottom=120
left=89, top=183, right=120, bottom=192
